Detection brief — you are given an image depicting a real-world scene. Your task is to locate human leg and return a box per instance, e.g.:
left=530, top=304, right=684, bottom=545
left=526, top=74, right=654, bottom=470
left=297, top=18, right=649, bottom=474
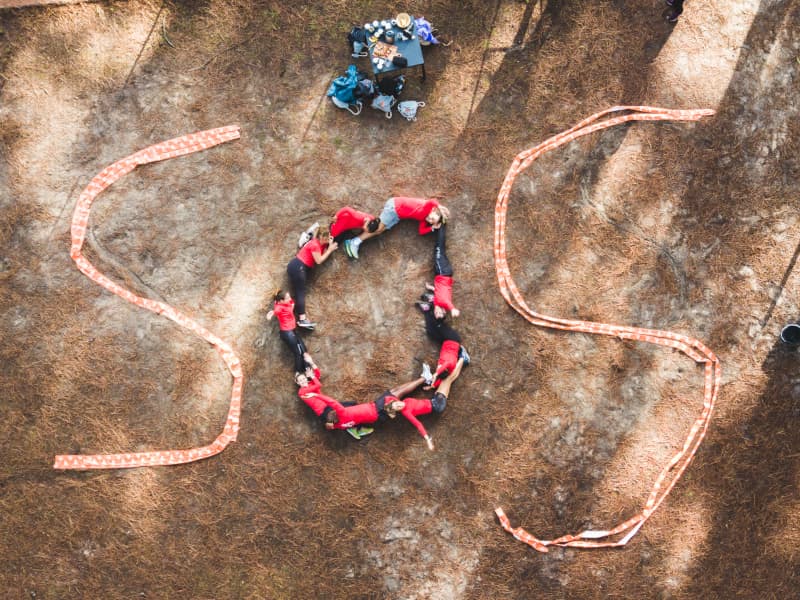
left=425, top=310, right=461, bottom=344
left=388, top=376, right=426, bottom=399
left=433, top=225, right=453, bottom=277
left=436, top=357, right=464, bottom=398
left=287, top=258, right=308, bottom=316
left=280, top=329, right=307, bottom=373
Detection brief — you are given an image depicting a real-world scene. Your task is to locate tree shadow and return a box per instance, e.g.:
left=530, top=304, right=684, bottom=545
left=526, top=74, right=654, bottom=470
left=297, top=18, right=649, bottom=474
left=673, top=0, right=800, bottom=594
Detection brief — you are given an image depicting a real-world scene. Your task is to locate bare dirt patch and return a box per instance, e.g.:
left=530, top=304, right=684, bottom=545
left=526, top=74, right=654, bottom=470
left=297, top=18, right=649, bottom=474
left=1, top=1, right=799, bottom=598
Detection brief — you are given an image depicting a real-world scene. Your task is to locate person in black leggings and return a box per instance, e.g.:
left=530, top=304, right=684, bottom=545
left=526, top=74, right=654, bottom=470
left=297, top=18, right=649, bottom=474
left=423, top=225, right=460, bottom=318
left=266, top=290, right=314, bottom=375
left=287, top=228, right=337, bottom=329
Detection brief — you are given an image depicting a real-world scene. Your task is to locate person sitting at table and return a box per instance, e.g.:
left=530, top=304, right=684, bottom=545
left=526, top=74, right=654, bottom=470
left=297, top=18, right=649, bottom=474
left=329, top=206, right=381, bottom=243
left=343, top=196, right=449, bottom=259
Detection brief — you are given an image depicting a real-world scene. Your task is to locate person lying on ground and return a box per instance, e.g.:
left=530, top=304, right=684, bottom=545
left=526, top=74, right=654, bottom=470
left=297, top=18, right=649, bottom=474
left=416, top=300, right=471, bottom=387
left=329, top=206, right=381, bottom=243
left=317, top=362, right=458, bottom=451
left=386, top=355, right=465, bottom=450
left=266, top=290, right=314, bottom=376
left=287, top=227, right=338, bottom=329
left=295, top=362, right=372, bottom=439
left=422, top=223, right=460, bottom=318
left=343, top=196, right=450, bottom=259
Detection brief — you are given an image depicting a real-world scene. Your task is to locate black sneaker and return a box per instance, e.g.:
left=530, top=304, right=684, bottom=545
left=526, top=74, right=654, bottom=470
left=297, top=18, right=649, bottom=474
left=297, top=318, right=316, bottom=330
left=415, top=301, right=431, bottom=313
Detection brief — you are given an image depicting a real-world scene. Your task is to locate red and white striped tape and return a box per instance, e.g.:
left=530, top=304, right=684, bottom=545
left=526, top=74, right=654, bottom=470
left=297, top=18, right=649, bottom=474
left=54, top=125, right=243, bottom=470
left=493, top=106, right=720, bottom=550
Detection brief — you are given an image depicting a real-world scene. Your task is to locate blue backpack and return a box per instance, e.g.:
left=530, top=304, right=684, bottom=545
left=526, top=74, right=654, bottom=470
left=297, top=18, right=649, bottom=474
left=327, top=65, right=368, bottom=115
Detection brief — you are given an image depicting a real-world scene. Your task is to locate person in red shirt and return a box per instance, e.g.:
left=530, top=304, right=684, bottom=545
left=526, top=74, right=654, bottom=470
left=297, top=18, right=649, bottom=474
left=420, top=224, right=460, bottom=318
left=386, top=354, right=464, bottom=450
left=343, top=196, right=450, bottom=259
left=416, top=299, right=471, bottom=387
left=329, top=206, right=380, bottom=242
left=266, top=290, right=313, bottom=375
left=318, top=362, right=462, bottom=451
left=288, top=228, right=337, bottom=329
left=294, top=358, right=373, bottom=439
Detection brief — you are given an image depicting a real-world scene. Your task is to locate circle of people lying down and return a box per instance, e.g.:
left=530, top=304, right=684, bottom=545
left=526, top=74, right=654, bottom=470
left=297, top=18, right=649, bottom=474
left=266, top=197, right=471, bottom=451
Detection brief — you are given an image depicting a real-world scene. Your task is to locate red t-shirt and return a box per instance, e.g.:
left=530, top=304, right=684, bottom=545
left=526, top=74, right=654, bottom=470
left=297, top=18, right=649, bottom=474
left=318, top=396, right=379, bottom=429
left=433, top=274, right=455, bottom=311
left=274, top=299, right=296, bottom=331
left=398, top=397, right=433, bottom=438
left=296, top=238, right=327, bottom=267
left=434, top=339, right=461, bottom=386
left=297, top=369, right=327, bottom=416
left=392, top=197, right=440, bottom=235
left=330, top=207, right=375, bottom=238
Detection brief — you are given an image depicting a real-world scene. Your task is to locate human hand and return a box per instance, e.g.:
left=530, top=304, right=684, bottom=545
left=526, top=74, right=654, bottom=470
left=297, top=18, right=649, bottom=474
left=266, top=310, right=274, bottom=320
left=451, top=307, right=461, bottom=318
left=433, top=305, right=446, bottom=320
left=329, top=240, right=339, bottom=251
left=425, top=435, right=435, bottom=451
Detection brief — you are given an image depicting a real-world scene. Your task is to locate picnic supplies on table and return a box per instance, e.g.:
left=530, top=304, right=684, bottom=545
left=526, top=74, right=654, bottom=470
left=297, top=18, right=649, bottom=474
left=398, top=101, right=426, bottom=122
left=372, top=41, right=401, bottom=60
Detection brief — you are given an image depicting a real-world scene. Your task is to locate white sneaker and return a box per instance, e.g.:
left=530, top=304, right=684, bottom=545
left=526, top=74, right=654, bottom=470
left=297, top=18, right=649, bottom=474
left=297, top=222, right=319, bottom=248
left=421, top=362, right=434, bottom=385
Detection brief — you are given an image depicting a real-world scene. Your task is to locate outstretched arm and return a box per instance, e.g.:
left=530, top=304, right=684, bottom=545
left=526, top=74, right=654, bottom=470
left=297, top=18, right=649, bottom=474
left=401, top=407, right=429, bottom=440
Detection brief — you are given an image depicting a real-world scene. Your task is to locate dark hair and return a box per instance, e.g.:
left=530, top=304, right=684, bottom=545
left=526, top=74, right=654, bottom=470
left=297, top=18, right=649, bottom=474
left=367, top=218, right=380, bottom=233
left=274, top=289, right=288, bottom=302
left=325, top=410, right=339, bottom=424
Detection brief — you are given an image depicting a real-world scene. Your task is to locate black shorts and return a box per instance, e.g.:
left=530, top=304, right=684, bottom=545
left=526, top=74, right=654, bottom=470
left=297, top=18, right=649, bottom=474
left=374, top=391, right=393, bottom=421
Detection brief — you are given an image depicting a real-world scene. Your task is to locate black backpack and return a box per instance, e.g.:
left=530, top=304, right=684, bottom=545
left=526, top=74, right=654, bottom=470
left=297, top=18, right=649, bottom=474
left=347, top=26, right=368, bottom=45
left=378, top=75, right=405, bottom=98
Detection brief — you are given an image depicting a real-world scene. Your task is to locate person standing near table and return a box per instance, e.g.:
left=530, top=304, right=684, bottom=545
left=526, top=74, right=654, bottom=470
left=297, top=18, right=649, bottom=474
left=288, top=228, right=337, bottom=329
left=343, top=196, right=449, bottom=259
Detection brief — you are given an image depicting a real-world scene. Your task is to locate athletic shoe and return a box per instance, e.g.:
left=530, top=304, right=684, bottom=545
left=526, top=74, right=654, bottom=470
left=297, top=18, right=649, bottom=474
left=459, top=346, right=471, bottom=365
left=420, top=291, right=434, bottom=303
left=665, top=10, right=679, bottom=21
left=346, top=427, right=362, bottom=440
left=415, top=301, right=431, bottom=313
left=344, top=238, right=359, bottom=259
left=297, top=222, right=319, bottom=248
left=356, top=426, right=374, bottom=437
left=421, top=362, right=434, bottom=385
left=297, top=318, right=316, bottom=330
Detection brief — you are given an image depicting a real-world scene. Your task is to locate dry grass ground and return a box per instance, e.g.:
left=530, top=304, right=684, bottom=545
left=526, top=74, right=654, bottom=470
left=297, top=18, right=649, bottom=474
left=1, top=0, right=799, bottom=598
